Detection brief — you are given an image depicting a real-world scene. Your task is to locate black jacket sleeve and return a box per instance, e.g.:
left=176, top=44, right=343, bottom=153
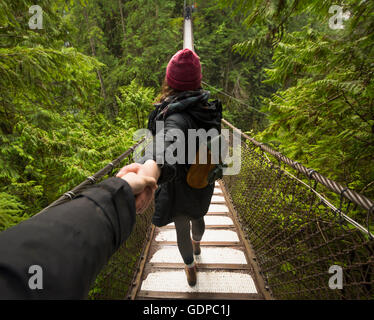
left=140, top=113, right=188, bottom=184
left=0, top=177, right=136, bottom=300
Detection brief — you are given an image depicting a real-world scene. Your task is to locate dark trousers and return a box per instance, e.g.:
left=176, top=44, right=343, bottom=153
left=173, top=215, right=205, bottom=265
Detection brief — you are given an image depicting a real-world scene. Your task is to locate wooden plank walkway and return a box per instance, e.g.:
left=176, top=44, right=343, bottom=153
left=130, top=181, right=269, bottom=300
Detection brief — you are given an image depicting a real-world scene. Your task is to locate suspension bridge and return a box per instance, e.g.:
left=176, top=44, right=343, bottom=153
left=41, top=3, right=374, bottom=300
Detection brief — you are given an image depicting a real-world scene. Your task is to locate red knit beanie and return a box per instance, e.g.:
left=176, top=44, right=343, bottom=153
left=166, top=49, right=202, bottom=91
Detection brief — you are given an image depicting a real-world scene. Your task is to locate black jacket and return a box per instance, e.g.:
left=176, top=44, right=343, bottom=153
left=0, top=177, right=135, bottom=299
left=143, top=90, right=222, bottom=226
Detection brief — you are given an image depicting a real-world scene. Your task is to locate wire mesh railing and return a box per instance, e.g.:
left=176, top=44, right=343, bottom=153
left=221, top=119, right=374, bottom=299
left=88, top=203, right=154, bottom=300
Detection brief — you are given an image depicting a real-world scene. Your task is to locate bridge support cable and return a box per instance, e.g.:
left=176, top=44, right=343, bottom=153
left=202, top=80, right=269, bottom=117
left=222, top=119, right=374, bottom=214
left=183, top=1, right=194, bottom=51
left=36, top=137, right=145, bottom=215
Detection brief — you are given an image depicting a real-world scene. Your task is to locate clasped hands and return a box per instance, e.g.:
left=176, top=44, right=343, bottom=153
left=116, top=160, right=161, bottom=214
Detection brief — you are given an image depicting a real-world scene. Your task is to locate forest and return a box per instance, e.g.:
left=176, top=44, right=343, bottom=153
left=0, top=0, right=373, bottom=232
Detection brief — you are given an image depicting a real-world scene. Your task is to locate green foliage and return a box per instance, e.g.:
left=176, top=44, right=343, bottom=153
left=220, top=0, right=374, bottom=200
left=64, top=0, right=273, bottom=131
left=66, top=0, right=182, bottom=110
left=116, top=80, right=155, bottom=129
left=0, top=193, right=27, bottom=231
left=193, top=0, right=275, bottom=131
left=0, top=0, right=137, bottom=222
left=3, top=0, right=372, bottom=299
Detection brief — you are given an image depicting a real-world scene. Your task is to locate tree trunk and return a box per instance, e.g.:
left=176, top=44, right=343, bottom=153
left=136, top=109, right=140, bottom=128
left=83, top=7, right=107, bottom=100
left=224, top=50, right=231, bottom=92
left=118, top=0, right=126, bottom=42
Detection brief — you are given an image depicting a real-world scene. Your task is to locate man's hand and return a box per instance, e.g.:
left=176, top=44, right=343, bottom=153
left=121, top=172, right=157, bottom=195
left=116, top=161, right=160, bottom=214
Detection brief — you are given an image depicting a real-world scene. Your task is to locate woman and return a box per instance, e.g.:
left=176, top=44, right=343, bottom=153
left=140, top=48, right=222, bottom=286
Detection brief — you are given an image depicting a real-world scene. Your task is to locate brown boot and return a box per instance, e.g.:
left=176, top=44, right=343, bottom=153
left=192, top=240, right=201, bottom=255
left=184, top=264, right=197, bottom=286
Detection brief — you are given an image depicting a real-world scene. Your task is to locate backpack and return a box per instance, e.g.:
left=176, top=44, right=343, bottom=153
left=186, top=133, right=228, bottom=189
left=148, top=91, right=227, bottom=189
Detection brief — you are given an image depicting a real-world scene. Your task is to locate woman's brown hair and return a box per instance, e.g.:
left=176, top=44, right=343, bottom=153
left=155, top=78, right=203, bottom=103
left=154, top=78, right=182, bottom=103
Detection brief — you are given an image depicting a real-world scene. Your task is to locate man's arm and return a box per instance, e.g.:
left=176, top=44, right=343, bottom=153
left=0, top=176, right=150, bottom=299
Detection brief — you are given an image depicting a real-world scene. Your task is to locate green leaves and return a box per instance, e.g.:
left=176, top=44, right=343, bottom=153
left=116, top=80, right=155, bottom=129
left=219, top=0, right=374, bottom=203
left=0, top=193, right=27, bottom=232
left=0, top=0, right=139, bottom=226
